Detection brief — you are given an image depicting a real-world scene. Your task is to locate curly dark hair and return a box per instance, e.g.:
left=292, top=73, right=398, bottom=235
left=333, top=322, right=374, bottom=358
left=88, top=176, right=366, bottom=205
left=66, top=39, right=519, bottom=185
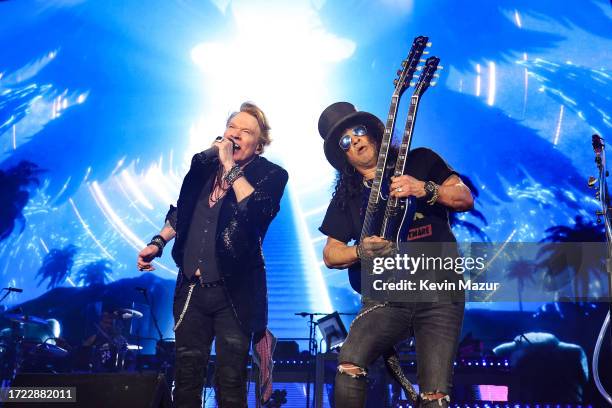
left=332, top=136, right=398, bottom=210
left=332, top=165, right=363, bottom=210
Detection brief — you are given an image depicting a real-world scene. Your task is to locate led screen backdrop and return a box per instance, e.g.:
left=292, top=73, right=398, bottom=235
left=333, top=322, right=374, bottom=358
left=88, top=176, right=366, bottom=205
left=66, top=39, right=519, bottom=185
left=0, top=0, right=611, bottom=342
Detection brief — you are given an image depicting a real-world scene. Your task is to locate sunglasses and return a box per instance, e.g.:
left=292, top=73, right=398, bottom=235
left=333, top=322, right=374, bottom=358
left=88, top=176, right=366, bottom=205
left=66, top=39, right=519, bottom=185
left=338, top=125, right=368, bottom=151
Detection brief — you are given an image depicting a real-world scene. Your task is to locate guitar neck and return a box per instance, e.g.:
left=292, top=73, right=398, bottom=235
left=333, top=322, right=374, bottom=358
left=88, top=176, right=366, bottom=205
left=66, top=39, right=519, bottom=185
left=387, top=94, right=421, bottom=209
left=359, top=93, right=401, bottom=241
left=357, top=35, right=430, bottom=242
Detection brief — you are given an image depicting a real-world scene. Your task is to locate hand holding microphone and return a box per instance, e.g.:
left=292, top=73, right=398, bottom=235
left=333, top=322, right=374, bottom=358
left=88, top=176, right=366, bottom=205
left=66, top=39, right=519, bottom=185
left=198, top=136, right=240, bottom=162
left=215, top=136, right=239, bottom=169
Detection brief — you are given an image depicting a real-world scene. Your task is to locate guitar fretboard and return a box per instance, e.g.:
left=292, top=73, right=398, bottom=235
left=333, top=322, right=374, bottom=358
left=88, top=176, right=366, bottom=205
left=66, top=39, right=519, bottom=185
left=387, top=95, right=421, bottom=210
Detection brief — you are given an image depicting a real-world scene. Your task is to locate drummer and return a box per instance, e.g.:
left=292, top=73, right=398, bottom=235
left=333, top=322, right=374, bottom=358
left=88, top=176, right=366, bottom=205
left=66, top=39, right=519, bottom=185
left=83, top=311, right=124, bottom=347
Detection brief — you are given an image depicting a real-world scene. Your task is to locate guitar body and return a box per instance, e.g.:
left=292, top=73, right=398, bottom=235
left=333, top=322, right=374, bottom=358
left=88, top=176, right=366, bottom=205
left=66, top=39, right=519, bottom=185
left=385, top=195, right=417, bottom=245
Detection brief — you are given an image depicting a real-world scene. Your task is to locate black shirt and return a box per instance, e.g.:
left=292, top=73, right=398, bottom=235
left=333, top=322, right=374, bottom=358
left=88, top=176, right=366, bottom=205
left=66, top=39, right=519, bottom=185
left=320, top=147, right=458, bottom=244
left=319, top=148, right=460, bottom=293
left=182, top=174, right=225, bottom=282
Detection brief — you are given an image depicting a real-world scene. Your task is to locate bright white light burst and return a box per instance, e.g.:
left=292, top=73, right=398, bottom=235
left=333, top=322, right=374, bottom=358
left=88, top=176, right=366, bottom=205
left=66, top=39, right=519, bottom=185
left=189, top=0, right=356, bottom=312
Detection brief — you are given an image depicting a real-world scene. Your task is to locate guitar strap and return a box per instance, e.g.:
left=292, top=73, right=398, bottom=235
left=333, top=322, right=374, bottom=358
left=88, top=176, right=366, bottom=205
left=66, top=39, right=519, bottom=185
left=384, top=347, right=419, bottom=403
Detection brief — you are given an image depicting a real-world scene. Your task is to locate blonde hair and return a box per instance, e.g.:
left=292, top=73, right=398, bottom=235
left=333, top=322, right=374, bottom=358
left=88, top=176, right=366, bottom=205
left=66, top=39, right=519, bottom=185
left=227, top=102, right=272, bottom=153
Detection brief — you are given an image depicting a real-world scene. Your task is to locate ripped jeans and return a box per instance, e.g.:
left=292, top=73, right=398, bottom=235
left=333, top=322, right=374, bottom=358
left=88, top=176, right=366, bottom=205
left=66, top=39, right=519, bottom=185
left=173, top=275, right=250, bottom=408
left=335, top=299, right=464, bottom=408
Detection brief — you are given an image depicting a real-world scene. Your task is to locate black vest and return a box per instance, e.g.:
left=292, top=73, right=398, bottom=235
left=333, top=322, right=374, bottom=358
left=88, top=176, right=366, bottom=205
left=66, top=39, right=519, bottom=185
left=171, top=154, right=288, bottom=334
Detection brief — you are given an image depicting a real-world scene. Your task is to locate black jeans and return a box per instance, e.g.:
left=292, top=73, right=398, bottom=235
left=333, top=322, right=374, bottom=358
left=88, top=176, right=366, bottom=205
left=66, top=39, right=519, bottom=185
left=173, top=276, right=251, bottom=408
left=335, top=299, right=464, bottom=408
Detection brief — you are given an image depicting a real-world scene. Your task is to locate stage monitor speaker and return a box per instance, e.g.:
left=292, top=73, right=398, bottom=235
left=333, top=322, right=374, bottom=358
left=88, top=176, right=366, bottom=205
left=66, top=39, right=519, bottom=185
left=7, top=371, right=172, bottom=408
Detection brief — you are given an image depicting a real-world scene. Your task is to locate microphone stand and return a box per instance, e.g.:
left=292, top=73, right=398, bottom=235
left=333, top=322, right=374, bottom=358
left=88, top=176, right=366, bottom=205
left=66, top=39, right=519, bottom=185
left=0, top=288, right=22, bottom=305
left=295, top=312, right=323, bottom=408
left=139, top=289, right=164, bottom=342
left=295, top=311, right=354, bottom=408
left=0, top=290, right=11, bottom=305
left=137, top=288, right=165, bottom=375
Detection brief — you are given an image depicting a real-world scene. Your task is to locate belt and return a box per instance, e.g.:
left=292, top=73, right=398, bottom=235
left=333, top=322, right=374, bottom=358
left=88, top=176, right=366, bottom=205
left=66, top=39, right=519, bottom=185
left=199, top=278, right=224, bottom=288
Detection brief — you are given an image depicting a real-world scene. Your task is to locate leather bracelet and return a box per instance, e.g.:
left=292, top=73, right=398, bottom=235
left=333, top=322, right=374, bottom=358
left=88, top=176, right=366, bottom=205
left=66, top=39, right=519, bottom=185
left=148, top=235, right=166, bottom=258
left=355, top=243, right=362, bottom=260
left=223, top=164, right=244, bottom=185
left=151, top=234, right=167, bottom=246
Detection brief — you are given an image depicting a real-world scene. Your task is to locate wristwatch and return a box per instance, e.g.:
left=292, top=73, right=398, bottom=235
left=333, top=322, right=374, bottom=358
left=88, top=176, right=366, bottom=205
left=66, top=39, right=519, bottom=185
left=423, top=181, right=439, bottom=205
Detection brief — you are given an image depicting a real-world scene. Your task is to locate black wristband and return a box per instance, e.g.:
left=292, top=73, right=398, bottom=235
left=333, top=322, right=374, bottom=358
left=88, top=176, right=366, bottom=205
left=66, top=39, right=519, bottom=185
left=148, top=235, right=166, bottom=258
left=151, top=234, right=167, bottom=246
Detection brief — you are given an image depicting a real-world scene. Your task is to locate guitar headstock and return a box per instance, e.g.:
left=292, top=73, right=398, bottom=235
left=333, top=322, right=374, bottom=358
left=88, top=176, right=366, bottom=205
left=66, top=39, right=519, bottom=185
left=592, top=134, right=604, bottom=155
left=412, top=56, right=441, bottom=97
left=393, top=35, right=430, bottom=97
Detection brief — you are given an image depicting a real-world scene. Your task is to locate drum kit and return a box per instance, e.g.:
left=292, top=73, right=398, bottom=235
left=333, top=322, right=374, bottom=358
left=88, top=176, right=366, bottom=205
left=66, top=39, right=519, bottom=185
left=0, top=307, right=174, bottom=384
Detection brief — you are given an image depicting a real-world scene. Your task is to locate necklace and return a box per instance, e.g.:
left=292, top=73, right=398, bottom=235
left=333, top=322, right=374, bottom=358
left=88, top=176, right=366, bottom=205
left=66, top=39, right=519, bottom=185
left=207, top=156, right=258, bottom=206
left=362, top=178, right=373, bottom=188
left=208, top=167, right=230, bottom=206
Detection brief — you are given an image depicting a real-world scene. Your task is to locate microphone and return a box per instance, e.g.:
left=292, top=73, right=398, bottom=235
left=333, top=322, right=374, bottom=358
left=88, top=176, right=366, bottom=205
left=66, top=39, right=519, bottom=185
left=197, top=138, right=240, bottom=162
left=4, top=287, right=23, bottom=293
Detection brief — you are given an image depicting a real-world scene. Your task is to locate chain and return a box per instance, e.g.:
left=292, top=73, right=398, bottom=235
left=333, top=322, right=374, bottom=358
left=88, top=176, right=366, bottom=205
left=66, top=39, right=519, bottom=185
left=173, top=283, right=196, bottom=331
left=349, top=302, right=388, bottom=330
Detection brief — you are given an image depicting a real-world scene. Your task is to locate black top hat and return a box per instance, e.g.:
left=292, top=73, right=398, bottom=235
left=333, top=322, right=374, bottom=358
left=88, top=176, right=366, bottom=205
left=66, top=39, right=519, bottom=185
left=318, top=102, right=385, bottom=170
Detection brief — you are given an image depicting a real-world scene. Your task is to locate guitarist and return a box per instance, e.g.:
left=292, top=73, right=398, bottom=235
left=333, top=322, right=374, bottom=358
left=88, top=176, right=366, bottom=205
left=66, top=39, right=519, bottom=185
left=317, top=102, right=473, bottom=407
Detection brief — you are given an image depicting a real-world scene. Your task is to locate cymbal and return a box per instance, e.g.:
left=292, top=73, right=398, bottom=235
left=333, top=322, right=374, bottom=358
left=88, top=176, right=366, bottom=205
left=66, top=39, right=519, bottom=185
left=112, top=308, right=143, bottom=319
left=3, top=313, right=48, bottom=326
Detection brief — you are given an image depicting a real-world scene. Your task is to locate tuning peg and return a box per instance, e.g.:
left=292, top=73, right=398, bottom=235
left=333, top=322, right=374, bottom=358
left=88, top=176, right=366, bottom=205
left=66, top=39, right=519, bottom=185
left=597, top=210, right=605, bottom=216
left=420, top=59, right=426, bottom=63
left=433, top=74, right=440, bottom=78
left=588, top=176, right=597, bottom=187
left=416, top=66, right=423, bottom=71
left=401, top=60, right=407, bottom=67
left=437, top=65, right=444, bottom=70
left=426, top=42, right=432, bottom=47
left=394, top=79, right=398, bottom=86
left=409, top=81, right=416, bottom=87
left=430, top=82, right=438, bottom=86
left=422, top=51, right=430, bottom=55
